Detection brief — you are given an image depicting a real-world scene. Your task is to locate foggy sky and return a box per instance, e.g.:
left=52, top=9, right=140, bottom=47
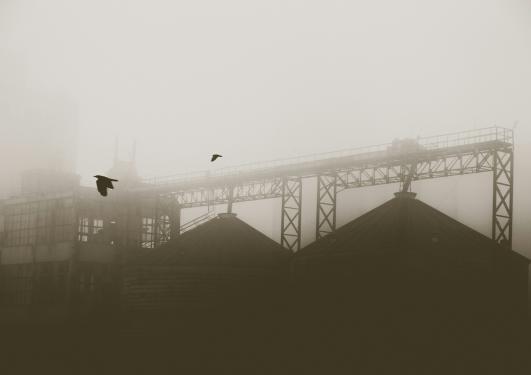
left=1, top=0, right=530, bottom=255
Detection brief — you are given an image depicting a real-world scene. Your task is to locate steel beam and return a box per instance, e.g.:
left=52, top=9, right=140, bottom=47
left=168, top=198, right=181, bottom=241
left=227, top=185, right=234, bottom=213
left=336, top=150, right=494, bottom=190
left=492, top=147, right=514, bottom=247
left=316, top=173, right=337, bottom=240
left=155, top=195, right=172, bottom=246
left=137, top=128, right=515, bottom=250
left=153, top=194, right=160, bottom=247
left=139, top=127, right=510, bottom=195
left=281, top=177, right=302, bottom=251
left=165, top=149, right=500, bottom=207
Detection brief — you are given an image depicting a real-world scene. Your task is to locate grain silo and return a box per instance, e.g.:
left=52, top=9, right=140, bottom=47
left=290, top=192, right=529, bottom=374
left=122, top=212, right=291, bottom=332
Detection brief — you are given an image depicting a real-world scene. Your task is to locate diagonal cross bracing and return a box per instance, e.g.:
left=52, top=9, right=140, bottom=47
left=492, top=148, right=514, bottom=246
left=135, top=127, right=514, bottom=248
left=281, top=177, right=302, bottom=251
left=316, top=173, right=337, bottom=240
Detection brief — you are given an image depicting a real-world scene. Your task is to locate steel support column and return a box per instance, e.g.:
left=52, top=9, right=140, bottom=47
left=316, top=173, right=337, bottom=240
left=153, top=194, right=160, bottom=247
left=227, top=185, right=234, bottom=214
left=169, top=198, right=181, bottom=240
left=281, top=177, right=302, bottom=251
left=492, top=147, right=514, bottom=247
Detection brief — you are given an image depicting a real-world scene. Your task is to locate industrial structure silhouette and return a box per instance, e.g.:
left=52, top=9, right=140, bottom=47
left=0, top=127, right=527, bottom=374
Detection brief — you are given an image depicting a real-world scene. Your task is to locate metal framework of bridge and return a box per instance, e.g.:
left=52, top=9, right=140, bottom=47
left=133, top=127, right=514, bottom=251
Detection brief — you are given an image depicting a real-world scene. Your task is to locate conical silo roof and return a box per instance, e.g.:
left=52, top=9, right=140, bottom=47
left=296, top=192, right=528, bottom=267
left=134, top=213, right=290, bottom=266
left=123, top=213, right=290, bottom=316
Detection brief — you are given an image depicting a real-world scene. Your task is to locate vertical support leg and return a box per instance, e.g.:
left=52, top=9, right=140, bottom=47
left=154, top=194, right=172, bottom=246
left=169, top=198, right=181, bottom=239
left=316, top=173, right=337, bottom=240
left=227, top=185, right=234, bottom=214
left=281, top=177, right=302, bottom=251
left=492, top=148, right=514, bottom=247
left=153, top=194, right=160, bottom=247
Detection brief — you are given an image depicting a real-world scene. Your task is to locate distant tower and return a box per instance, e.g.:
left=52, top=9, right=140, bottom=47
left=0, top=92, right=80, bottom=197
left=107, top=139, right=140, bottom=187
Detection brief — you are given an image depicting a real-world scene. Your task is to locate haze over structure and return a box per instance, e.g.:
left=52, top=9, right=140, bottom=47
left=1, top=0, right=530, bottom=256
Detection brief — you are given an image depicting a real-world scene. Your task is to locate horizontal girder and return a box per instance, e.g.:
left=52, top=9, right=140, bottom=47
left=137, top=127, right=511, bottom=197
left=161, top=146, right=502, bottom=207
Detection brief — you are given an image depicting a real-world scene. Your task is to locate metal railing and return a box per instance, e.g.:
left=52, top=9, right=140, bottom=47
left=179, top=210, right=217, bottom=234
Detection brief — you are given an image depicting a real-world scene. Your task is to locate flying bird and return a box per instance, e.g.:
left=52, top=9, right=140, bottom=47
left=211, top=154, right=222, bottom=162
left=94, top=175, right=118, bottom=197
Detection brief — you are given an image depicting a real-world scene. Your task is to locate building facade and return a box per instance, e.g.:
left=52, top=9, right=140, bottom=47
left=0, top=169, right=180, bottom=320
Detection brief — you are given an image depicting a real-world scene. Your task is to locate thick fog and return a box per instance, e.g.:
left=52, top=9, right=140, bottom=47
left=1, top=0, right=530, bottom=256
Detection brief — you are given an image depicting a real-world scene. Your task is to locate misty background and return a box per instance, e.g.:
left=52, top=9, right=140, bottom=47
left=1, top=0, right=530, bottom=257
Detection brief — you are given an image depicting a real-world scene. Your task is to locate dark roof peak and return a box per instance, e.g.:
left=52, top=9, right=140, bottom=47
left=131, top=211, right=290, bottom=266
left=218, top=212, right=237, bottom=219
left=297, top=195, right=529, bottom=264
left=394, top=192, right=417, bottom=199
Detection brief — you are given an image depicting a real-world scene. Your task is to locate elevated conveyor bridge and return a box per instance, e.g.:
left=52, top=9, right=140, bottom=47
left=133, top=127, right=514, bottom=251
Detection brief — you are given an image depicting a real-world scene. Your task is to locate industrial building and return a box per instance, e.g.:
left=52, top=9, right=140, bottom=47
left=123, top=212, right=290, bottom=315
left=293, top=191, right=529, bottom=316
left=290, top=191, right=529, bottom=373
left=0, top=159, right=180, bottom=320
left=0, top=127, right=528, bottom=373
left=121, top=211, right=291, bottom=366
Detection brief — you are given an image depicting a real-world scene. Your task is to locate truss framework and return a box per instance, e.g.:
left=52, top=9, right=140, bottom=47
left=138, top=195, right=172, bottom=249
left=492, top=148, right=514, bottom=246
left=171, top=178, right=283, bottom=208
left=316, top=173, right=337, bottom=240
left=335, top=149, right=495, bottom=190
left=281, top=177, right=302, bottom=251
left=137, top=128, right=514, bottom=251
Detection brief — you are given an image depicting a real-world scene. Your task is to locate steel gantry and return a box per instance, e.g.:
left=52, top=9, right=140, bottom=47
left=492, top=144, right=514, bottom=245
left=316, top=173, right=337, bottom=240
left=281, top=177, right=303, bottom=251
left=133, top=127, right=515, bottom=250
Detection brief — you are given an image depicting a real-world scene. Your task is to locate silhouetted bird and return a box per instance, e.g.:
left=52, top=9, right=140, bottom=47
left=94, top=175, right=118, bottom=197
left=211, top=154, right=222, bottom=162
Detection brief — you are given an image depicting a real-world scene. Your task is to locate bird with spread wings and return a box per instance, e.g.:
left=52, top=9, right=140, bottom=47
left=211, top=154, right=222, bottom=162
left=94, top=175, right=118, bottom=197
